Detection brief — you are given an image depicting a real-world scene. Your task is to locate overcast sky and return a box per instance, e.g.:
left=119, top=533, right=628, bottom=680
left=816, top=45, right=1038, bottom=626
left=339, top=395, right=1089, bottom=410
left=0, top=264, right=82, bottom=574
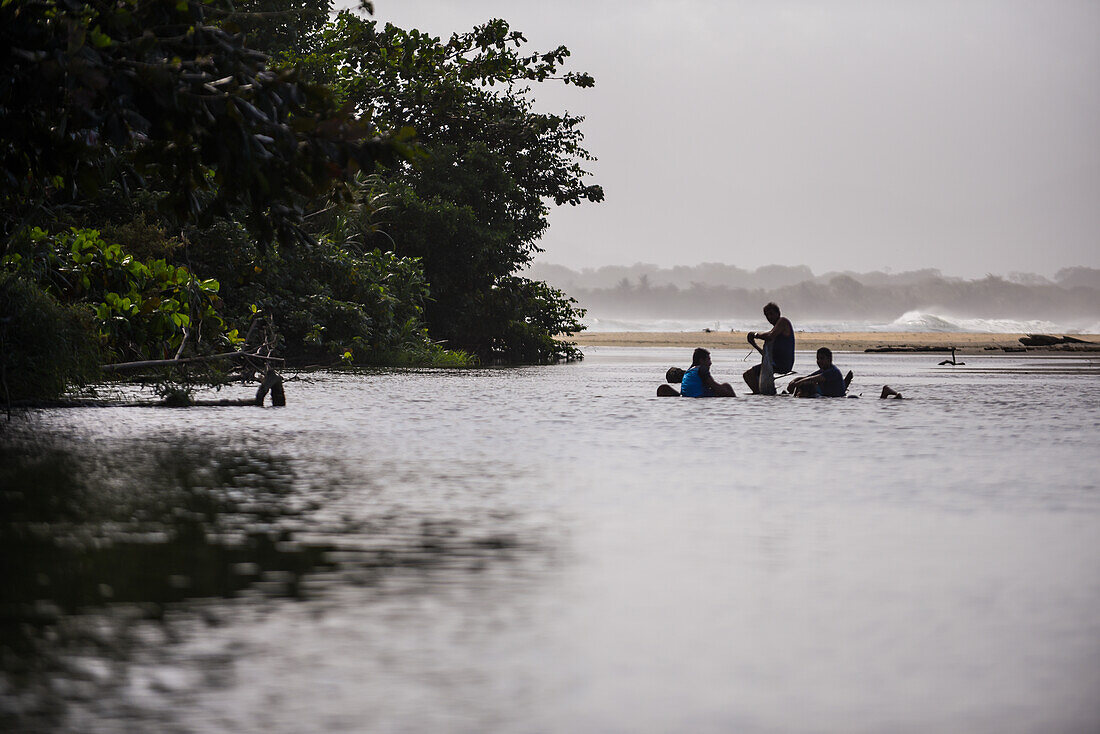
left=355, top=0, right=1099, bottom=278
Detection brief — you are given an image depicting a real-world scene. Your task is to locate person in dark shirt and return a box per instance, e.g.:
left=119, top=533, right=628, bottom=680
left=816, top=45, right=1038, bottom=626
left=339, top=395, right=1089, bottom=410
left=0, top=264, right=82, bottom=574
left=657, top=348, right=736, bottom=397
left=786, top=347, right=850, bottom=398
left=743, top=302, right=795, bottom=394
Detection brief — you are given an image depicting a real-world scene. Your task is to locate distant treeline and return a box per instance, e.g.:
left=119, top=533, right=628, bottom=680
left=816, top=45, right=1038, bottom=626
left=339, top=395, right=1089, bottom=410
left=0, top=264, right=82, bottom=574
left=527, top=263, right=1100, bottom=321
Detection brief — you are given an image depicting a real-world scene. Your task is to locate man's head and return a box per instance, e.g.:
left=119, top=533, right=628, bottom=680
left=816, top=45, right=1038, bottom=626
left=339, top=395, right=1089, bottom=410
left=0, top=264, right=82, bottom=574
left=666, top=366, right=686, bottom=384
left=816, top=347, right=833, bottom=369
left=691, top=347, right=711, bottom=367
left=763, top=302, right=780, bottom=325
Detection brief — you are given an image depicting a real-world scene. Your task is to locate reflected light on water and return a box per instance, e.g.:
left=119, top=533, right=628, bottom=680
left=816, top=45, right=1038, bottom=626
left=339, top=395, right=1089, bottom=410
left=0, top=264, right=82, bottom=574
left=1, top=350, right=1099, bottom=733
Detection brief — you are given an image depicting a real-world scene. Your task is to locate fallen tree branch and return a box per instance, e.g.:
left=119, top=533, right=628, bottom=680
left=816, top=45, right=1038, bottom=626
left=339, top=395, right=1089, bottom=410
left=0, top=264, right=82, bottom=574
left=173, top=327, right=191, bottom=361
left=9, top=368, right=287, bottom=409
left=100, top=350, right=285, bottom=373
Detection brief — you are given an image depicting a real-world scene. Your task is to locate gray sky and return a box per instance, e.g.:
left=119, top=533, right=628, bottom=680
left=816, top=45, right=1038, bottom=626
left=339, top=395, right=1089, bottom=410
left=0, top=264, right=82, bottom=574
left=360, top=0, right=1100, bottom=278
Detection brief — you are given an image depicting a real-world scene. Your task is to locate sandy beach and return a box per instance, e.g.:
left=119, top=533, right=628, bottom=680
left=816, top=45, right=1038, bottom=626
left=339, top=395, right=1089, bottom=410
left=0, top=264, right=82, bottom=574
left=561, top=331, right=1100, bottom=353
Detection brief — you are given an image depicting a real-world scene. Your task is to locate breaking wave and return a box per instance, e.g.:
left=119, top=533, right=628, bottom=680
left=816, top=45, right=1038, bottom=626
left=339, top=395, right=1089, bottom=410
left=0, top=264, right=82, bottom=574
left=881, top=311, right=1069, bottom=333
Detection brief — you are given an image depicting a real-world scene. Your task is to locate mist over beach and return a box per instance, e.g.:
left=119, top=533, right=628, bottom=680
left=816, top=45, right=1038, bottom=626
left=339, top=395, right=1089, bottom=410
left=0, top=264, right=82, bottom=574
left=529, top=262, right=1100, bottom=333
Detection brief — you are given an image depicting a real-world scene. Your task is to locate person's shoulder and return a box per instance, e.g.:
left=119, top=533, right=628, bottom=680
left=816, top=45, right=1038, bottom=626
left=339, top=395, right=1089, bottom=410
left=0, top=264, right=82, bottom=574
left=778, top=316, right=793, bottom=332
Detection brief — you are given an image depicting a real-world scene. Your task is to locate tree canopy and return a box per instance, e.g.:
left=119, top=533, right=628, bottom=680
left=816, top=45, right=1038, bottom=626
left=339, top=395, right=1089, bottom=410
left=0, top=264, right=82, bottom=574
left=0, top=0, right=396, bottom=246
left=1, top=1, right=603, bottom=399
left=289, top=14, right=603, bottom=360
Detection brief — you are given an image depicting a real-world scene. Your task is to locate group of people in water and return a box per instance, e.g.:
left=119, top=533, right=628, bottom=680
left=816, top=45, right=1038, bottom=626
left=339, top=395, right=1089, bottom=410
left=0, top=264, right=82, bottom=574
left=657, top=302, right=904, bottom=399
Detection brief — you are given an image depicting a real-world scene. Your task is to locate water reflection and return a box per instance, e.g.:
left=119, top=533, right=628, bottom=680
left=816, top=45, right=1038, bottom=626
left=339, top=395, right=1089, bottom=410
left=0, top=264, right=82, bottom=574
left=0, top=426, right=532, bottom=732
left=2, top=354, right=1098, bottom=733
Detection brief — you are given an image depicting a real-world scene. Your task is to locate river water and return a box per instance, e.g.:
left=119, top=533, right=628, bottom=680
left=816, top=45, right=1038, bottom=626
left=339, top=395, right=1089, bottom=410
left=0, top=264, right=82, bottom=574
left=2, top=348, right=1099, bottom=733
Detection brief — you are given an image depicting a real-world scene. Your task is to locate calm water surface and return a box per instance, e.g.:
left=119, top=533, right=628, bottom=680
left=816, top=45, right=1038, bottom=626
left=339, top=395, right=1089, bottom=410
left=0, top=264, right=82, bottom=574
left=2, top=348, right=1099, bottom=733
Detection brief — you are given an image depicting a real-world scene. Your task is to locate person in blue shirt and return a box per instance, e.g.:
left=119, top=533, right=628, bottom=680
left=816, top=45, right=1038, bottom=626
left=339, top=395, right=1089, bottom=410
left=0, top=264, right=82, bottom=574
left=657, top=348, right=736, bottom=397
left=743, top=302, right=795, bottom=394
left=786, top=347, right=851, bottom=398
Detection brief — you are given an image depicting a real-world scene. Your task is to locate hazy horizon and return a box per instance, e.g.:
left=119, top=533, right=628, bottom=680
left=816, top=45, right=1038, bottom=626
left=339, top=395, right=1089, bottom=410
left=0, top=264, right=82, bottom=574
left=527, top=260, right=1100, bottom=288
left=528, top=261, right=1100, bottom=332
left=360, top=0, right=1100, bottom=279
left=530, top=260, right=1100, bottom=283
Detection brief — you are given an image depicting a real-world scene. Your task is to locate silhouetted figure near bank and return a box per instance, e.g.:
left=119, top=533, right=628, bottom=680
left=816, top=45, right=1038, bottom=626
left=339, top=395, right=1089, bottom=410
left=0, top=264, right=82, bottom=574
left=744, top=302, right=795, bottom=395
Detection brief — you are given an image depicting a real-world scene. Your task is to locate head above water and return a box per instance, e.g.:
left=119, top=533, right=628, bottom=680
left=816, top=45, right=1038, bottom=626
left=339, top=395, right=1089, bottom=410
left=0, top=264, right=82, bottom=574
left=763, top=302, right=781, bottom=324
left=666, top=366, right=686, bottom=384
left=816, top=347, right=833, bottom=368
left=691, top=347, right=711, bottom=367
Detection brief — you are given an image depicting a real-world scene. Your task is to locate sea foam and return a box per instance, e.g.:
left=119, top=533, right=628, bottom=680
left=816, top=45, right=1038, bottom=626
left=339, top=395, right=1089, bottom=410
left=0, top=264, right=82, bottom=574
left=883, top=311, right=1067, bottom=334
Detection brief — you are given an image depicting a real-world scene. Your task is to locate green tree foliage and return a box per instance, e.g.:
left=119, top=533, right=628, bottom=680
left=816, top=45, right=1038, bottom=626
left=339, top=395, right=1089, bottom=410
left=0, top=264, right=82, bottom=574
left=1, top=1, right=595, bottom=388
left=228, top=0, right=344, bottom=58
left=237, top=236, right=460, bottom=366
left=0, top=273, right=100, bottom=401
left=3, top=227, right=232, bottom=362
left=0, top=0, right=461, bottom=388
left=474, top=276, right=587, bottom=363
left=0, top=0, right=398, bottom=247
left=162, top=174, right=468, bottom=367
left=294, top=14, right=602, bottom=362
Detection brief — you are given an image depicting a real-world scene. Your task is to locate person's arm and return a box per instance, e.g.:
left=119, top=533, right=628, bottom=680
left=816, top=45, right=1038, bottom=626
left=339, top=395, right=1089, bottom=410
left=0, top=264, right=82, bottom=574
left=746, top=331, right=764, bottom=354
left=750, top=317, right=791, bottom=343
left=700, top=364, right=736, bottom=396
left=786, top=368, right=824, bottom=392
left=699, top=363, right=721, bottom=390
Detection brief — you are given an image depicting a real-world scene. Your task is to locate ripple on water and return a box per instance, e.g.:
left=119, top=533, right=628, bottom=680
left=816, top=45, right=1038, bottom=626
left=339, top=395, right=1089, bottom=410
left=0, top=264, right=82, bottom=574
left=2, top=351, right=1099, bottom=733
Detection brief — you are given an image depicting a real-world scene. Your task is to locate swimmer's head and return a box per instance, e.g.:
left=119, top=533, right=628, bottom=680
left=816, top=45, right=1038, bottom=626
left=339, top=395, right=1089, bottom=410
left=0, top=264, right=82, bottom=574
left=763, top=302, right=780, bottom=324
left=816, top=347, right=833, bottom=368
left=691, top=348, right=711, bottom=367
left=666, top=366, right=686, bottom=384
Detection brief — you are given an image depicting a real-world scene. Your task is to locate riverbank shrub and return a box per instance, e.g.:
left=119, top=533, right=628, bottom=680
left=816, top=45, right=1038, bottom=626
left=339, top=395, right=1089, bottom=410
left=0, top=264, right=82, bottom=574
left=442, top=276, right=586, bottom=364
left=3, top=228, right=233, bottom=362
left=0, top=274, right=100, bottom=401
left=233, top=239, right=472, bottom=366
left=173, top=174, right=474, bottom=366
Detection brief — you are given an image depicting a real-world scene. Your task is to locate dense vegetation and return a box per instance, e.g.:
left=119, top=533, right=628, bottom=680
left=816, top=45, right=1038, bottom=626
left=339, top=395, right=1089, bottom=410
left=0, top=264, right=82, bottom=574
left=0, top=0, right=599, bottom=400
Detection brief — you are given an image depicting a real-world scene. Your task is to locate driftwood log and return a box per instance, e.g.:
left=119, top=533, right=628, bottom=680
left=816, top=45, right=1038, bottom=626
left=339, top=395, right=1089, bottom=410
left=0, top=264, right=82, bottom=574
left=101, top=314, right=287, bottom=407
left=6, top=369, right=285, bottom=409
left=100, top=350, right=283, bottom=373
left=1019, top=334, right=1097, bottom=347
left=865, top=346, right=953, bottom=353
left=98, top=341, right=286, bottom=407
left=160, top=369, right=284, bottom=407
left=5, top=316, right=288, bottom=410
left=1019, top=334, right=1063, bottom=347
